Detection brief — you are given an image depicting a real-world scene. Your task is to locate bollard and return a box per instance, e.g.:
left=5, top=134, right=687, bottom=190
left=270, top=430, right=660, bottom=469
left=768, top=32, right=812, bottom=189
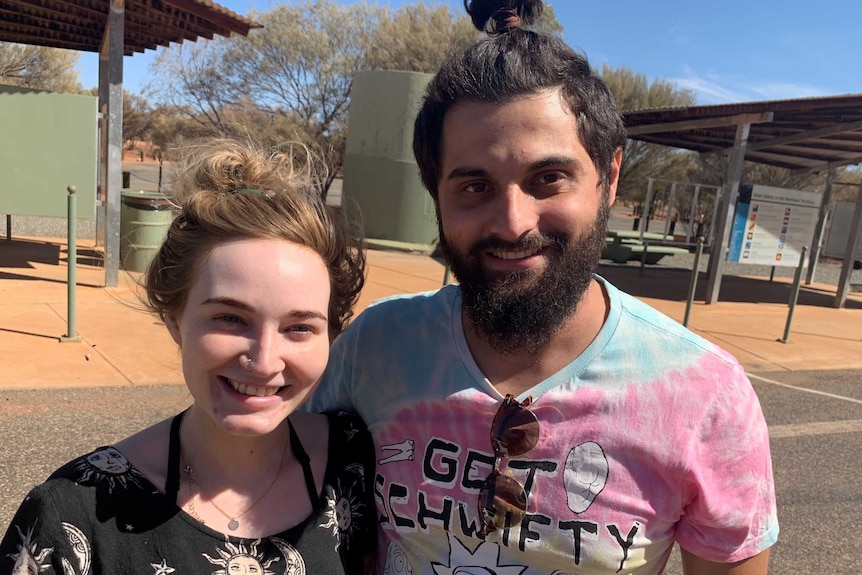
left=61, top=186, right=82, bottom=343
left=683, top=237, right=704, bottom=327
left=778, top=246, right=808, bottom=344
left=639, top=241, right=649, bottom=275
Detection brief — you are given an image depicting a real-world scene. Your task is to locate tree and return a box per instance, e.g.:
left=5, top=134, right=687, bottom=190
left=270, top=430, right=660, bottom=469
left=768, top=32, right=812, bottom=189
left=147, top=39, right=242, bottom=138
left=365, top=1, right=563, bottom=72
left=365, top=3, right=478, bottom=73
left=0, top=42, right=81, bottom=93
left=832, top=168, right=861, bottom=203
left=601, top=64, right=699, bottom=206
left=147, top=105, right=212, bottom=160
left=145, top=0, right=566, bottom=196
left=147, top=0, right=387, bottom=194
left=122, top=91, right=155, bottom=150
left=529, top=2, right=564, bottom=37
left=692, top=153, right=827, bottom=193
left=87, top=86, right=156, bottom=151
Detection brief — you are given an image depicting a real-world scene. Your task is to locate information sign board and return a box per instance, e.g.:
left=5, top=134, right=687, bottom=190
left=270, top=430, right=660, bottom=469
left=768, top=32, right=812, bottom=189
left=728, top=184, right=819, bottom=267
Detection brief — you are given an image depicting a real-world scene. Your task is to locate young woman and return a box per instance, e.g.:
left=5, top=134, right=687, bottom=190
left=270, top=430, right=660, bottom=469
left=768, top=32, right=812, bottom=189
left=0, top=139, right=374, bottom=574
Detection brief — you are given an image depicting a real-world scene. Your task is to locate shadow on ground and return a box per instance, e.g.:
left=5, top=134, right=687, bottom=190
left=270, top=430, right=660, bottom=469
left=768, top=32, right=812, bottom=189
left=0, top=238, right=106, bottom=286
left=596, top=262, right=862, bottom=309
left=0, top=238, right=61, bottom=267
left=4, top=237, right=861, bottom=310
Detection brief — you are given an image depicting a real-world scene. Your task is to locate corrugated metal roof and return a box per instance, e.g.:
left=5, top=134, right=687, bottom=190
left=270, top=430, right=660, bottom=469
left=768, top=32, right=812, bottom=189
left=623, top=94, right=862, bottom=172
left=0, top=0, right=260, bottom=55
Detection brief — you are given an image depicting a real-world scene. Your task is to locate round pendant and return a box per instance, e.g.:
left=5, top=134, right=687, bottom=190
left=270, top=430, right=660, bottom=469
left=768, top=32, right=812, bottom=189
left=228, top=519, right=240, bottom=531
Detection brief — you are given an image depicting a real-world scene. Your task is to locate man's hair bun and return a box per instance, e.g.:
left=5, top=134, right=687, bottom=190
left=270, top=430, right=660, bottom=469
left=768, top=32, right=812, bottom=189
left=464, top=0, right=544, bottom=34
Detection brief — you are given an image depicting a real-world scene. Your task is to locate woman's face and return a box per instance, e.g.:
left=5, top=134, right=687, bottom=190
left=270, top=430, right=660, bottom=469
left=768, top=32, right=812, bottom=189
left=166, top=237, right=331, bottom=437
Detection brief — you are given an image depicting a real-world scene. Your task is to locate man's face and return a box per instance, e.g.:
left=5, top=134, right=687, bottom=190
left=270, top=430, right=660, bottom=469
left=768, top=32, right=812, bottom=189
left=436, top=89, right=621, bottom=354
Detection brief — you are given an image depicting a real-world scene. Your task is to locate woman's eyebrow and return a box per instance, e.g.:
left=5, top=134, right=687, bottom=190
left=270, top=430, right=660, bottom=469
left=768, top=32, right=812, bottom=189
left=202, top=298, right=327, bottom=321
left=202, top=296, right=253, bottom=311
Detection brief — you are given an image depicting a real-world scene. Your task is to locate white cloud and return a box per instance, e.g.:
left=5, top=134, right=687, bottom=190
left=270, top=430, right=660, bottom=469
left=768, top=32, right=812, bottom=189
left=669, top=66, right=832, bottom=105
left=748, top=82, right=831, bottom=101
left=668, top=70, right=745, bottom=105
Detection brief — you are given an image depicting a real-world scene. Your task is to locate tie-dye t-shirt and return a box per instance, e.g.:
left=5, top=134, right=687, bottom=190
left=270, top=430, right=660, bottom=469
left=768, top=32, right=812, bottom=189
left=308, top=276, right=778, bottom=575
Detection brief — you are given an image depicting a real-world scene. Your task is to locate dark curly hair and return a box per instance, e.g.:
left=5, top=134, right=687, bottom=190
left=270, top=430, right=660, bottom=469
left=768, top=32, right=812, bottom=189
left=144, top=138, right=365, bottom=338
left=413, top=0, right=626, bottom=198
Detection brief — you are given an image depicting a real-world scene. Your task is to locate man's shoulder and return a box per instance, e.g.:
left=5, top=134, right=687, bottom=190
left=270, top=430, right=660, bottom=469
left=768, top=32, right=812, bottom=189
left=600, top=276, right=742, bottom=370
left=357, top=284, right=458, bottom=321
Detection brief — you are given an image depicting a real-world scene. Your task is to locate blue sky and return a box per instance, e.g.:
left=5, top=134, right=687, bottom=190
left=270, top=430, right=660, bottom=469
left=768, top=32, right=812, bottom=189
left=77, top=0, right=861, bottom=105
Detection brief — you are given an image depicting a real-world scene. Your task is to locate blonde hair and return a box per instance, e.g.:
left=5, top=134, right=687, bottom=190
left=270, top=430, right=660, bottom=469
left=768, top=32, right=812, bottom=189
left=144, top=138, right=365, bottom=337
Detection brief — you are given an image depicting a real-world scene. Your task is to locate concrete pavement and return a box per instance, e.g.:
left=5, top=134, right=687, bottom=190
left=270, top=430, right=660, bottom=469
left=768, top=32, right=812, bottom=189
left=2, top=235, right=862, bottom=390
left=2, top=235, right=862, bottom=574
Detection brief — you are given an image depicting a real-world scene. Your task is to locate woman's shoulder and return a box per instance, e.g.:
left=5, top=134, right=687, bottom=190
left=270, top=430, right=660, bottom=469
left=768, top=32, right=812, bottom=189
left=113, top=415, right=175, bottom=492
left=47, top=443, right=164, bottom=498
left=17, top=442, right=165, bottom=529
left=322, top=411, right=373, bottom=468
left=325, top=409, right=367, bottom=430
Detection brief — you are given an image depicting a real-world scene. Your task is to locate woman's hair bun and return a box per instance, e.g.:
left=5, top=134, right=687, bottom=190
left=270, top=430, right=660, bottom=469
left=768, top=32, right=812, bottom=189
left=464, top=0, right=544, bottom=34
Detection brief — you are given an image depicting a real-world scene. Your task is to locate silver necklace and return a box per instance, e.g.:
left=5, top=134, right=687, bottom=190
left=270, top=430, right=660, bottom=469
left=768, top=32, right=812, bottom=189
left=181, top=426, right=289, bottom=531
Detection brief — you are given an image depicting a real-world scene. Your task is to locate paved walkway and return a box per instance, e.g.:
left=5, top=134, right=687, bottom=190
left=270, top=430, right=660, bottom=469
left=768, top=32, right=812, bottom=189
left=2, top=235, right=862, bottom=390
left=2, top=236, right=861, bottom=575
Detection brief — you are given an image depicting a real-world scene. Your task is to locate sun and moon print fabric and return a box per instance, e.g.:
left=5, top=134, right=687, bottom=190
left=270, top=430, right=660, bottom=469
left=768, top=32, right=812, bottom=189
left=0, top=412, right=375, bottom=574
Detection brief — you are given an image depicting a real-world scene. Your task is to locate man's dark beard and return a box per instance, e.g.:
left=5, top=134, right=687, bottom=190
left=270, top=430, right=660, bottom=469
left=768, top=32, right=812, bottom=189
left=440, top=194, right=610, bottom=356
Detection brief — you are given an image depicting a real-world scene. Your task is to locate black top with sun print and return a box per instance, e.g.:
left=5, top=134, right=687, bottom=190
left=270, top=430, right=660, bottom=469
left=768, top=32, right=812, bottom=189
left=0, top=412, right=375, bottom=575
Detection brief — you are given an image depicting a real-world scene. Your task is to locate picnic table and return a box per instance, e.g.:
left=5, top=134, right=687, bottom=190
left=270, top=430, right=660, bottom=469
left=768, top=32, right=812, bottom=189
left=603, top=229, right=688, bottom=264
left=605, top=229, right=668, bottom=243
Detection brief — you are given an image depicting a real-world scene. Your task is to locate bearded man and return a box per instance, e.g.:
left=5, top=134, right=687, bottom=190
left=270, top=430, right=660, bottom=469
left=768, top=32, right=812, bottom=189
left=308, top=1, right=778, bottom=573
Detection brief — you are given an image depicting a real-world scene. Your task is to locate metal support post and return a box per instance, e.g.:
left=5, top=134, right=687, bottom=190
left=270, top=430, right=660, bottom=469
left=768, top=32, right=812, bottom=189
left=779, top=246, right=807, bottom=344
left=806, top=167, right=835, bottom=285
left=834, top=175, right=862, bottom=308
left=664, top=182, right=678, bottom=239
left=639, top=242, right=649, bottom=275
left=705, top=122, right=751, bottom=304
left=641, top=179, right=656, bottom=237
left=61, top=186, right=82, bottom=343
left=683, top=237, right=704, bottom=327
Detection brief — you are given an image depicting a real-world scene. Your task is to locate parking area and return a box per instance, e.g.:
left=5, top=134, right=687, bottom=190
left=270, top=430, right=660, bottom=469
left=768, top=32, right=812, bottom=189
left=1, top=368, right=860, bottom=574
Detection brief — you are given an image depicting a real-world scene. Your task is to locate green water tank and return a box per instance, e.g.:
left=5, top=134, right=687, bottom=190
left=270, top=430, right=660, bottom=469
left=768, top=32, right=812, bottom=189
left=120, top=190, right=173, bottom=273
left=342, top=70, right=437, bottom=245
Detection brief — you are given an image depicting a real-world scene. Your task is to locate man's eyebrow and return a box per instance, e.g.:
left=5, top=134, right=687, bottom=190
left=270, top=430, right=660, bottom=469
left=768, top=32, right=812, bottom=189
left=530, top=156, right=581, bottom=171
left=202, top=298, right=327, bottom=321
left=445, top=166, right=488, bottom=181
left=445, top=157, right=582, bottom=181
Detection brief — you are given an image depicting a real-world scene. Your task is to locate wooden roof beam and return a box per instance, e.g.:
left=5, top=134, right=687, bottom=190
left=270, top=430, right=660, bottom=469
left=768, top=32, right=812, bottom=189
left=626, top=112, right=773, bottom=136
left=20, top=0, right=107, bottom=22
left=743, top=150, right=817, bottom=171
left=795, top=155, right=862, bottom=174
left=162, top=0, right=256, bottom=34
left=747, top=119, right=862, bottom=151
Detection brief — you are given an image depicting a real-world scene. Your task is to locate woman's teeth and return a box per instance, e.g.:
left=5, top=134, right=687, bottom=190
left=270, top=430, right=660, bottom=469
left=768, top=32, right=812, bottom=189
left=228, top=379, right=280, bottom=397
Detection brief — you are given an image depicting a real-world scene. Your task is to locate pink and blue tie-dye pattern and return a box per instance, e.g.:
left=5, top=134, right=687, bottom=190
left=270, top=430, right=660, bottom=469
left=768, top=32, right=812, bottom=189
left=309, top=276, right=778, bottom=575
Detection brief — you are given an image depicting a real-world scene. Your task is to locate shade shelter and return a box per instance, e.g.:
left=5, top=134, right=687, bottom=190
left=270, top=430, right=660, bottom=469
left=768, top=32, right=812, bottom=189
left=0, top=0, right=258, bottom=285
left=623, top=95, right=862, bottom=307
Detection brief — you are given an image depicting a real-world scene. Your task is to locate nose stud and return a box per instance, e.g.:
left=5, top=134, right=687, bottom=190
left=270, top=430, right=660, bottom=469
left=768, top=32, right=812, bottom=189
left=244, top=357, right=254, bottom=372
